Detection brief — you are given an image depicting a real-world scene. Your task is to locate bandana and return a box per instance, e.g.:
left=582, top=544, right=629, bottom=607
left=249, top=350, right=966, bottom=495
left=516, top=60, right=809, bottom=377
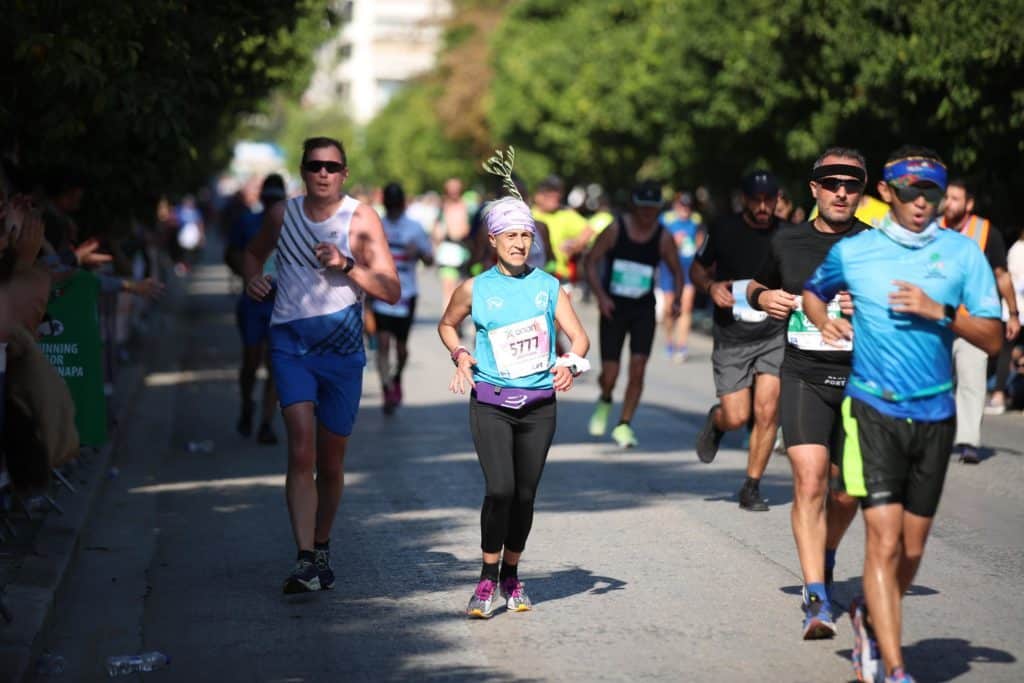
left=877, top=212, right=939, bottom=249
left=482, top=197, right=536, bottom=236
left=883, top=157, right=947, bottom=189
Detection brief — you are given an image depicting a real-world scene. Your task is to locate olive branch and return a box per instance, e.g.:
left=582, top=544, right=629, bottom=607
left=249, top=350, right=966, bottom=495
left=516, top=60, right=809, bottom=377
left=481, top=146, right=522, bottom=202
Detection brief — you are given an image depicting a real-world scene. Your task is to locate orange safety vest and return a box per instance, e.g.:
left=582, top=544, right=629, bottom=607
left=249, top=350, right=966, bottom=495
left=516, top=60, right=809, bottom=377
left=956, top=214, right=992, bottom=317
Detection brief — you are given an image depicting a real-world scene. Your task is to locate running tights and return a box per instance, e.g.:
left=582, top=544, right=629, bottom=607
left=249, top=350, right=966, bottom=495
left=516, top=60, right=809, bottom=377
left=469, top=395, right=556, bottom=554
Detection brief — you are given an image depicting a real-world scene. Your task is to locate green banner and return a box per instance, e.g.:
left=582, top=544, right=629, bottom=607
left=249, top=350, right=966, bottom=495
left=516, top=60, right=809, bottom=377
left=38, top=270, right=108, bottom=446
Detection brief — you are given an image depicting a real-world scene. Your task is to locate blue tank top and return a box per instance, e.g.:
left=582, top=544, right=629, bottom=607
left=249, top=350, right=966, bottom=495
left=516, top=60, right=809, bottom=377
left=471, top=266, right=560, bottom=389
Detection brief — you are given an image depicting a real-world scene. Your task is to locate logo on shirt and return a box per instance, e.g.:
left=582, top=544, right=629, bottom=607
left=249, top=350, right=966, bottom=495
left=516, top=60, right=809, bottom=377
left=924, top=252, right=946, bottom=279
left=327, top=231, right=339, bottom=239
left=487, top=297, right=504, bottom=310
left=535, top=291, right=549, bottom=310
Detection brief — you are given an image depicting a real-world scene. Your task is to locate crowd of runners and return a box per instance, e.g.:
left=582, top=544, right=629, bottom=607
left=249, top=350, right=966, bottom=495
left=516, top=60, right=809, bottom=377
left=225, top=135, right=1024, bottom=683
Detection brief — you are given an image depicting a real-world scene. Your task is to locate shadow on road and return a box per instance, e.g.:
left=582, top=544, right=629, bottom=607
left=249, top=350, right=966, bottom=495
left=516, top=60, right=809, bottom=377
left=835, top=637, right=1017, bottom=682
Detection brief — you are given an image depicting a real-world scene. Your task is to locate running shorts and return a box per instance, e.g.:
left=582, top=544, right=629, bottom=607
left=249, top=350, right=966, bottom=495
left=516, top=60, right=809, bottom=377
left=658, top=257, right=693, bottom=291
left=271, top=350, right=364, bottom=437
left=779, top=368, right=845, bottom=464
left=840, top=396, right=954, bottom=517
left=374, top=297, right=417, bottom=342
left=236, top=296, right=274, bottom=347
left=599, top=304, right=656, bottom=361
left=711, top=334, right=784, bottom=396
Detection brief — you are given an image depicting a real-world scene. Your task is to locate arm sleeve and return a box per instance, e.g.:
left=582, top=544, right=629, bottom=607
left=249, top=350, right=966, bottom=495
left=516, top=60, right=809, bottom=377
left=803, top=243, right=846, bottom=302
left=962, top=242, right=1003, bottom=318
left=695, top=222, right=717, bottom=266
left=985, top=227, right=1008, bottom=271
left=753, top=236, right=782, bottom=288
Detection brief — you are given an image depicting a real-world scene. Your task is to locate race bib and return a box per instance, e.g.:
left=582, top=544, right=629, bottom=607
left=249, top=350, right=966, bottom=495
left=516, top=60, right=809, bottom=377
left=609, top=259, right=654, bottom=298
left=787, top=295, right=852, bottom=351
left=488, top=315, right=551, bottom=379
left=678, top=234, right=697, bottom=258
left=436, top=240, right=470, bottom=268
left=731, top=279, right=768, bottom=323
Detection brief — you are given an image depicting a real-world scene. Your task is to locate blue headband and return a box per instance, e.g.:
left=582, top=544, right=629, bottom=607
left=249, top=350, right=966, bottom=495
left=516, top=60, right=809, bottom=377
left=883, top=157, right=947, bottom=189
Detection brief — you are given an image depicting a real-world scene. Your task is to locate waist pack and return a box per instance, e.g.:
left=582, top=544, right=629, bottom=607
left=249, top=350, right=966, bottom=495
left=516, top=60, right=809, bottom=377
left=473, top=381, right=554, bottom=410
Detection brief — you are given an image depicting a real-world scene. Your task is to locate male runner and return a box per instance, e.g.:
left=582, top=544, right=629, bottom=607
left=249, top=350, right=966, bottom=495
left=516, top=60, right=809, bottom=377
left=244, top=137, right=400, bottom=593
left=658, top=191, right=703, bottom=363
left=803, top=146, right=1002, bottom=683
left=691, top=170, right=785, bottom=511
left=747, top=148, right=867, bottom=638
left=585, top=180, right=683, bottom=448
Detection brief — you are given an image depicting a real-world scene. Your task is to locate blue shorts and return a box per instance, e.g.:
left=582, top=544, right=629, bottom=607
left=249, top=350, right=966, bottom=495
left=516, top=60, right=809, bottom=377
left=236, top=296, right=274, bottom=347
left=271, top=350, right=365, bottom=436
left=658, top=257, right=693, bottom=292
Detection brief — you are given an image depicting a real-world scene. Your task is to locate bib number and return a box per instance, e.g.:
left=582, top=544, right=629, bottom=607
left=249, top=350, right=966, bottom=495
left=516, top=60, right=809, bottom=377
left=731, top=279, right=768, bottom=323
left=788, top=296, right=852, bottom=351
left=488, top=315, right=551, bottom=379
left=436, top=241, right=470, bottom=268
left=609, top=259, right=654, bottom=298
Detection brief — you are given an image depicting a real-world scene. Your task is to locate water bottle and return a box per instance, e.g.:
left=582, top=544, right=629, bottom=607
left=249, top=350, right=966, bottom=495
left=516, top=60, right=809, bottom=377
left=106, top=651, right=170, bottom=677
left=185, top=440, right=214, bottom=454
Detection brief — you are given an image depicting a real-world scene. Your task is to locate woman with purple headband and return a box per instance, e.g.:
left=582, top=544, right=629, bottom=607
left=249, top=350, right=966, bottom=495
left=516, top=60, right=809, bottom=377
left=438, top=149, right=591, bottom=618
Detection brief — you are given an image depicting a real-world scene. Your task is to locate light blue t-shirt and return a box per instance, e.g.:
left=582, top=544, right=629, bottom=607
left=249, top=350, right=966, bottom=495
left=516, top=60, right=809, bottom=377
left=471, top=266, right=560, bottom=390
left=805, top=224, right=1001, bottom=420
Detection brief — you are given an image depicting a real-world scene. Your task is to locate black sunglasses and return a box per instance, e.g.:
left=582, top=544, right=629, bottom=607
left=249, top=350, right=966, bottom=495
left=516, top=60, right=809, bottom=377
left=817, top=177, right=864, bottom=194
left=889, top=183, right=943, bottom=205
left=302, top=160, right=345, bottom=174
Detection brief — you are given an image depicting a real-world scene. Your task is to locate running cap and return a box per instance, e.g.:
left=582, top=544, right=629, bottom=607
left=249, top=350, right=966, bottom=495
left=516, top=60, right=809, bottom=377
left=632, top=180, right=664, bottom=207
left=536, top=174, right=565, bottom=193
left=811, top=164, right=866, bottom=184
left=382, top=182, right=404, bottom=210
left=481, top=147, right=536, bottom=236
left=740, top=170, right=780, bottom=196
left=883, top=157, right=947, bottom=190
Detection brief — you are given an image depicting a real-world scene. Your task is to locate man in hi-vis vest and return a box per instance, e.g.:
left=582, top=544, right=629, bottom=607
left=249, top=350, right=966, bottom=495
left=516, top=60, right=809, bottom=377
left=940, top=179, right=1020, bottom=463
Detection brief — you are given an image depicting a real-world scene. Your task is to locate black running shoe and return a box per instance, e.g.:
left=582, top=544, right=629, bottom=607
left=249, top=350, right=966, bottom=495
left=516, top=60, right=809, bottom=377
left=958, top=445, right=980, bottom=464
left=257, top=422, right=279, bottom=445
left=314, top=547, right=335, bottom=590
left=696, top=405, right=724, bottom=463
left=283, top=558, right=321, bottom=594
left=738, top=481, right=769, bottom=512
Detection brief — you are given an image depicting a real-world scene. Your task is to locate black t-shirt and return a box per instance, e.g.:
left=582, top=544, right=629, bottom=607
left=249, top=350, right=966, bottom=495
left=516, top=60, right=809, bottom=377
left=755, top=219, right=870, bottom=378
left=984, top=226, right=1008, bottom=271
left=695, top=212, right=785, bottom=344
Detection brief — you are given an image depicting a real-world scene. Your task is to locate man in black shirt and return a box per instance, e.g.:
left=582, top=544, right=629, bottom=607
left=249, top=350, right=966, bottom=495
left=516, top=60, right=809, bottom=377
left=747, top=148, right=868, bottom=639
left=690, top=170, right=785, bottom=511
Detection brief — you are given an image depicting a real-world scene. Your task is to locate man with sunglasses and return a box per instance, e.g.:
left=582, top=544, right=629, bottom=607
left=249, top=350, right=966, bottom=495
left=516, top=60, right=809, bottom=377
left=803, top=146, right=1002, bottom=683
left=746, top=148, right=868, bottom=640
left=244, top=136, right=400, bottom=593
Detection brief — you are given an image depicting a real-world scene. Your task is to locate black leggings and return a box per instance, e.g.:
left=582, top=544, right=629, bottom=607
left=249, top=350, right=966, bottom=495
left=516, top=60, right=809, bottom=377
left=469, top=395, right=556, bottom=554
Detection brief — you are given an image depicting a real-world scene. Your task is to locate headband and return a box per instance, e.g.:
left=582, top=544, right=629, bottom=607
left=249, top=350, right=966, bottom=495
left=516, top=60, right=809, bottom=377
left=883, top=157, right=947, bottom=189
left=482, top=147, right=536, bottom=236
left=812, top=164, right=866, bottom=184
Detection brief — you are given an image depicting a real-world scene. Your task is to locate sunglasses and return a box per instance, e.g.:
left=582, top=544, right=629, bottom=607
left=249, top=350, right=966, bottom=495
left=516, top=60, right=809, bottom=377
left=302, top=160, right=345, bottom=174
left=889, top=183, right=943, bottom=205
left=817, top=177, right=864, bottom=194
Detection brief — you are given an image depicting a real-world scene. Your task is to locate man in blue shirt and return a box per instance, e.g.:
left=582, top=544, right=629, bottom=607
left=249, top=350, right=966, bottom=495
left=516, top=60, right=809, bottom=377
left=803, top=146, right=1002, bottom=683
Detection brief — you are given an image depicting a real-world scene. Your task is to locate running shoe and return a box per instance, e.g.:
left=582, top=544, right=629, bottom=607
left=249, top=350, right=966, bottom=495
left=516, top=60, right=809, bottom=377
left=611, top=423, right=638, bottom=448
left=801, top=588, right=837, bottom=640
left=885, top=667, right=916, bottom=683
left=257, top=421, right=279, bottom=445
left=695, top=404, right=724, bottom=463
left=589, top=400, right=612, bottom=437
left=314, top=547, right=335, bottom=590
left=665, top=343, right=676, bottom=359
left=237, top=401, right=254, bottom=437
left=466, top=578, right=500, bottom=619
left=958, top=444, right=980, bottom=464
left=738, top=480, right=769, bottom=512
left=382, top=382, right=398, bottom=415
left=500, top=577, right=532, bottom=612
left=394, top=379, right=403, bottom=407
left=672, top=346, right=688, bottom=364
left=984, top=396, right=1006, bottom=415
left=283, top=558, right=321, bottom=594
left=850, top=596, right=883, bottom=683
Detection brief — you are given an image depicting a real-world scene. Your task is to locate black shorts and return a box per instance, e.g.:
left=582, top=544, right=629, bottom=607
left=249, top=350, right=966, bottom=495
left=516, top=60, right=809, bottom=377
left=599, top=304, right=656, bottom=361
left=779, top=370, right=846, bottom=464
left=840, top=396, right=955, bottom=517
left=374, top=297, right=417, bottom=342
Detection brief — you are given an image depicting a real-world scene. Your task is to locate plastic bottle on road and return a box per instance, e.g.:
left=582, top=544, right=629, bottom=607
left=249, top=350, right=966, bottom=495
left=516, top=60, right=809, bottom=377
left=185, top=440, right=214, bottom=454
left=106, top=651, right=170, bottom=676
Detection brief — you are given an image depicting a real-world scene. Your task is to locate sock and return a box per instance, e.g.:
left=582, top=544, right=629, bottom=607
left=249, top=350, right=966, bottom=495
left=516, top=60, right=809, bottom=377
left=600, top=394, right=612, bottom=404
left=297, top=549, right=315, bottom=562
left=617, top=420, right=630, bottom=426
left=314, top=540, right=330, bottom=551
left=480, top=562, right=499, bottom=582
left=825, top=548, right=837, bottom=570
left=806, top=582, right=828, bottom=602
left=499, top=562, right=518, bottom=582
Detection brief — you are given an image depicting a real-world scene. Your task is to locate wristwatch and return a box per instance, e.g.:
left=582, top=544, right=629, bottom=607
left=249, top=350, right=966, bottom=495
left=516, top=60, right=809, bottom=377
left=940, top=303, right=956, bottom=327
left=341, top=255, right=355, bottom=274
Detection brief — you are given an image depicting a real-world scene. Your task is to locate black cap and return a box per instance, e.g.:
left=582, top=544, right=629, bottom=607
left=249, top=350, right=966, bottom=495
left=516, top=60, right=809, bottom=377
left=383, top=182, right=405, bottom=210
left=536, top=174, right=564, bottom=193
left=740, top=170, right=779, bottom=197
left=259, top=173, right=286, bottom=203
left=631, top=180, right=663, bottom=207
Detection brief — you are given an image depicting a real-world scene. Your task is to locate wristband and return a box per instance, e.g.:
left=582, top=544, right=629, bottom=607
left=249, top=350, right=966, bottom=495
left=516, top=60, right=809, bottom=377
left=341, top=255, right=355, bottom=274
left=750, top=287, right=767, bottom=310
left=940, top=303, right=956, bottom=327
left=555, top=353, right=591, bottom=377
left=451, top=345, right=470, bottom=366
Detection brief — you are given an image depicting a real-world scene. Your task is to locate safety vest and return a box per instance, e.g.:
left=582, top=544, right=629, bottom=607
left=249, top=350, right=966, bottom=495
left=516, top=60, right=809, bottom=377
left=960, top=214, right=990, bottom=252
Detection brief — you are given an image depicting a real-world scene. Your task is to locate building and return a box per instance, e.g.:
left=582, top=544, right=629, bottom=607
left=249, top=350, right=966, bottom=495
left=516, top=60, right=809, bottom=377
left=304, top=0, right=452, bottom=124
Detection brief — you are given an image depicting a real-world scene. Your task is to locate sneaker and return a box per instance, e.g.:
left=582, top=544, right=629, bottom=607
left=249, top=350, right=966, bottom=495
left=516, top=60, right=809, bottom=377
left=500, top=577, right=532, bottom=612
left=738, top=481, right=769, bottom=512
left=984, top=397, right=1006, bottom=415
left=589, top=400, right=612, bottom=437
left=237, top=403, right=253, bottom=437
left=885, top=667, right=916, bottom=683
left=314, top=547, right=335, bottom=590
left=257, top=422, right=278, bottom=445
left=283, top=558, right=321, bottom=594
left=394, top=380, right=403, bottom=407
left=958, top=444, right=980, bottom=464
left=611, top=423, right=638, bottom=448
left=466, top=578, right=500, bottom=619
left=696, top=405, right=724, bottom=463
left=850, top=596, right=883, bottom=683
left=801, top=588, right=838, bottom=639
left=382, top=382, right=398, bottom=415
left=672, top=347, right=688, bottom=365
left=665, top=343, right=676, bottom=359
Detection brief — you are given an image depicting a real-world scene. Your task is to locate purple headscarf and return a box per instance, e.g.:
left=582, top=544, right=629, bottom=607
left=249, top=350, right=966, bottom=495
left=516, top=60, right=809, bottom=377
left=482, top=197, right=536, bottom=236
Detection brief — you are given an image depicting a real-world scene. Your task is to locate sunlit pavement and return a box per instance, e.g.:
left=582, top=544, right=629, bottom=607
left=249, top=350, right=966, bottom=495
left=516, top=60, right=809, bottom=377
left=30, top=251, right=1024, bottom=682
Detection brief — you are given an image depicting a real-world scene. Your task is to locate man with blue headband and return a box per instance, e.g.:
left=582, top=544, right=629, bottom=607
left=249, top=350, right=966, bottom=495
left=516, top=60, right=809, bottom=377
left=802, top=146, right=1003, bottom=683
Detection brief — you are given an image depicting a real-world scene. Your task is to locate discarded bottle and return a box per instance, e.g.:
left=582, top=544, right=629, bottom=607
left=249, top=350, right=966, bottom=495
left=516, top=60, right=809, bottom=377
left=106, top=651, right=170, bottom=677
left=36, top=653, right=66, bottom=675
left=185, top=440, right=214, bottom=454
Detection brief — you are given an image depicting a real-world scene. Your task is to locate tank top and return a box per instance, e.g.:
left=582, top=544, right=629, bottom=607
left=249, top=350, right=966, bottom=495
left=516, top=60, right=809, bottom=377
left=601, top=215, right=663, bottom=306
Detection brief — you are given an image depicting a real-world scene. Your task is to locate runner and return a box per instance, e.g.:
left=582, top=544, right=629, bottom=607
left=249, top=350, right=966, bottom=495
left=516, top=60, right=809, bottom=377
left=746, top=148, right=868, bottom=639
left=244, top=136, right=400, bottom=593
left=803, top=146, right=1002, bottom=683
left=226, top=174, right=286, bottom=443
left=691, top=170, right=786, bottom=511
left=585, top=180, right=683, bottom=448
left=658, top=191, right=703, bottom=363
left=434, top=177, right=472, bottom=314
left=531, top=175, right=589, bottom=287
left=373, top=182, right=434, bottom=414
left=439, top=148, right=590, bottom=618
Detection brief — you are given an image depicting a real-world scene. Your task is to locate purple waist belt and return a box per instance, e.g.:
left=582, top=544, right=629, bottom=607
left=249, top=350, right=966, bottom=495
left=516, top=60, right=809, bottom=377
left=473, top=381, right=555, bottom=410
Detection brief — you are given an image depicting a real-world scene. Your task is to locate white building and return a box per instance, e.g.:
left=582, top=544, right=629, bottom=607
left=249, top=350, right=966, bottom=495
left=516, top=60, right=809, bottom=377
left=304, top=0, right=452, bottom=124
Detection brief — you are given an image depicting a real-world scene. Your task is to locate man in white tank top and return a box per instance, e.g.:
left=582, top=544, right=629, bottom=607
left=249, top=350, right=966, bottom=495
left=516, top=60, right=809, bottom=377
left=244, top=137, right=400, bottom=593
